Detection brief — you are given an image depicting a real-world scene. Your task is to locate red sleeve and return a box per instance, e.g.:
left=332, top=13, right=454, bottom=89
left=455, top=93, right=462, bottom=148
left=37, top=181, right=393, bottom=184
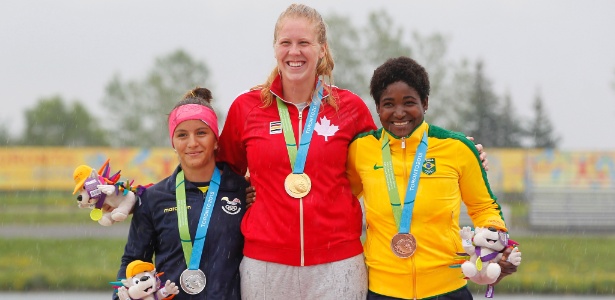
left=217, top=96, right=248, bottom=175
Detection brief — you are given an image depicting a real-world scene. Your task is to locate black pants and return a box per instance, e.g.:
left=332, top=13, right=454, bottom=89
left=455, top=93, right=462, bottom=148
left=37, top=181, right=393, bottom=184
left=367, top=286, right=473, bottom=300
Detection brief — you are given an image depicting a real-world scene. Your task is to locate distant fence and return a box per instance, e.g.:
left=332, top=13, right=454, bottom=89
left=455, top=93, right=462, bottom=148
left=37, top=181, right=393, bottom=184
left=528, top=186, right=615, bottom=230
left=523, top=150, right=615, bottom=230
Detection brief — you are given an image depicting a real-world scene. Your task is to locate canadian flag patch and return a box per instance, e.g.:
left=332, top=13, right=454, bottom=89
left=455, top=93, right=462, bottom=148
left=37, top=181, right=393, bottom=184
left=314, top=116, right=339, bottom=141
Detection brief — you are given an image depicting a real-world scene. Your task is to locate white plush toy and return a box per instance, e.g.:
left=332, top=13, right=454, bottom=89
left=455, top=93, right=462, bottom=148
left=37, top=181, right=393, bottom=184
left=72, top=159, right=148, bottom=226
left=116, top=260, right=179, bottom=300
left=459, top=226, right=522, bottom=285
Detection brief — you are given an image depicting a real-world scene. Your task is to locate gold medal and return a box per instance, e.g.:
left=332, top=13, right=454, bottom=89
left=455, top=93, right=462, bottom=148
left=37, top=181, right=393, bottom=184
left=391, top=233, right=417, bottom=258
left=284, top=173, right=311, bottom=198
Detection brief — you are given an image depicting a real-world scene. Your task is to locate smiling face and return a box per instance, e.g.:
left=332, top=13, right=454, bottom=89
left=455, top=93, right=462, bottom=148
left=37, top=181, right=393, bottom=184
left=274, top=17, right=325, bottom=85
left=172, top=119, right=217, bottom=175
left=377, top=81, right=428, bottom=138
left=472, top=227, right=506, bottom=252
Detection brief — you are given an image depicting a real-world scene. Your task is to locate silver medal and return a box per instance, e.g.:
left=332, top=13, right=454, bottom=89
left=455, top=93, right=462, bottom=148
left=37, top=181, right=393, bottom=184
left=180, top=269, right=206, bottom=295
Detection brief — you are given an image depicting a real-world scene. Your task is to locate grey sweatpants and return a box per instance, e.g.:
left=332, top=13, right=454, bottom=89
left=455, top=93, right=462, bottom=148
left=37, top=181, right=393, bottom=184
left=240, top=254, right=368, bottom=300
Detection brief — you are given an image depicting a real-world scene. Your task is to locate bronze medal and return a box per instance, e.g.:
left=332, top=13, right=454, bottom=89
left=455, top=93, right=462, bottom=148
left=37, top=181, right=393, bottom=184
left=180, top=269, right=206, bottom=295
left=284, top=173, right=311, bottom=198
left=391, top=233, right=417, bottom=258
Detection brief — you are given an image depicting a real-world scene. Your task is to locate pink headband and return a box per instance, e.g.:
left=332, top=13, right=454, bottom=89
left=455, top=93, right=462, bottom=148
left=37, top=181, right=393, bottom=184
left=168, top=104, right=219, bottom=147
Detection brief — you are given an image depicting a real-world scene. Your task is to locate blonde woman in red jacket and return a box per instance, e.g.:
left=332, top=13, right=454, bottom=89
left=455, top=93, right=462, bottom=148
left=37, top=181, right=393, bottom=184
left=217, top=4, right=375, bottom=300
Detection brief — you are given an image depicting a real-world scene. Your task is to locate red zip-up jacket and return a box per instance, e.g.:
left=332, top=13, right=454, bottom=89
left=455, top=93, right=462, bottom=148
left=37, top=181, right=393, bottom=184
left=217, top=75, right=376, bottom=266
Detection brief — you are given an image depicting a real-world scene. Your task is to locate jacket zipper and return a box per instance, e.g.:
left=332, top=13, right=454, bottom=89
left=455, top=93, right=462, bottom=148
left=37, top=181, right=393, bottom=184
left=297, top=108, right=305, bottom=266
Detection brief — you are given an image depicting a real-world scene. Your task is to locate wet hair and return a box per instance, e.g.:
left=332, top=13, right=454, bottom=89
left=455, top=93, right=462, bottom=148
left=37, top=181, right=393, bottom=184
left=256, top=3, right=336, bottom=108
left=167, top=87, right=219, bottom=146
left=174, top=87, right=214, bottom=109
left=167, top=87, right=215, bottom=123
left=370, top=56, right=430, bottom=107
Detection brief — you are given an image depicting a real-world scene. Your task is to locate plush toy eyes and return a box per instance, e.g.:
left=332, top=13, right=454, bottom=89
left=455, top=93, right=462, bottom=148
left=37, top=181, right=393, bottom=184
left=132, top=278, right=140, bottom=285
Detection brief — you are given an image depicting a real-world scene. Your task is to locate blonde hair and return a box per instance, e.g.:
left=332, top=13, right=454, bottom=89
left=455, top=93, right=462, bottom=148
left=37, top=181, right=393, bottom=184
left=255, top=3, right=336, bottom=108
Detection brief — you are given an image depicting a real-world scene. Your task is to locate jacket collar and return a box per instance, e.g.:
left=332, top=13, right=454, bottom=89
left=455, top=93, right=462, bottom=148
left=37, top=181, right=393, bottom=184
left=269, top=74, right=330, bottom=103
left=168, top=162, right=239, bottom=193
left=381, top=121, right=429, bottom=148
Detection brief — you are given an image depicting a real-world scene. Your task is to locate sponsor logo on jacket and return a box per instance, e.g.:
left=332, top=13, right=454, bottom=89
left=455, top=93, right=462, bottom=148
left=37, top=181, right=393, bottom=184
left=221, top=197, right=242, bottom=215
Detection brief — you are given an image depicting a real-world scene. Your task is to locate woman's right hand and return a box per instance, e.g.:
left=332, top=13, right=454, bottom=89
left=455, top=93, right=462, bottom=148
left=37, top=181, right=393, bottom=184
left=494, top=246, right=521, bottom=284
left=117, top=286, right=130, bottom=300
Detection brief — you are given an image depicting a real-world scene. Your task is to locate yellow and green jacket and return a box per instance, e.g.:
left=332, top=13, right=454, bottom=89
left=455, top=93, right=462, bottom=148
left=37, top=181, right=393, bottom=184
left=347, top=122, right=507, bottom=299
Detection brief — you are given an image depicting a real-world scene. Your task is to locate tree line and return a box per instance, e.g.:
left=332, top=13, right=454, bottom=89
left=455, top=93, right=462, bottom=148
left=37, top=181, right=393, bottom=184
left=1, top=11, right=562, bottom=148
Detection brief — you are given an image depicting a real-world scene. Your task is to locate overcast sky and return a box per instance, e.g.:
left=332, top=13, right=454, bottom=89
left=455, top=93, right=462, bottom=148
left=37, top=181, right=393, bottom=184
left=2, top=0, right=614, bottom=150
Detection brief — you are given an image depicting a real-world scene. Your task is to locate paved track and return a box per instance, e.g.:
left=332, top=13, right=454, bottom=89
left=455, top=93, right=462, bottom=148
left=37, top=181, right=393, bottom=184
left=0, top=224, right=130, bottom=239
left=2, top=292, right=609, bottom=299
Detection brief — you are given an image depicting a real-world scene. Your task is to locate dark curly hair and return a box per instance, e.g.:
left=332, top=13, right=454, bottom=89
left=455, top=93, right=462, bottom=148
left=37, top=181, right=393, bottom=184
left=369, top=56, right=430, bottom=106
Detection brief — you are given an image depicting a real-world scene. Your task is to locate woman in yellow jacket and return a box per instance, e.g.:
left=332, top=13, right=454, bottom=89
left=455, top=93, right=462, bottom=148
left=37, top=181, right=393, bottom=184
left=347, top=56, right=515, bottom=300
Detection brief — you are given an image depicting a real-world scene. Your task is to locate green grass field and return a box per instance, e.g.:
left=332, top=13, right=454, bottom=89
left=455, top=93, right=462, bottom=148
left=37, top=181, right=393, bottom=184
left=1, top=191, right=93, bottom=224
left=0, top=238, right=126, bottom=291
left=1, top=236, right=614, bottom=293
left=469, top=236, right=615, bottom=295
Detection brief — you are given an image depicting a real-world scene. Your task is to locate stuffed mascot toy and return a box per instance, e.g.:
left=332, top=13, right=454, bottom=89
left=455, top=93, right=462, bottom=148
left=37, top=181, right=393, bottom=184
left=459, top=226, right=522, bottom=297
left=72, top=159, right=149, bottom=226
left=115, top=260, right=179, bottom=300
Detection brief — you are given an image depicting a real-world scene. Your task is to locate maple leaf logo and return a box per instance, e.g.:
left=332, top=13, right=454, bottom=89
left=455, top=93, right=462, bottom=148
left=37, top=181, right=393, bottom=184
left=314, top=116, right=339, bottom=141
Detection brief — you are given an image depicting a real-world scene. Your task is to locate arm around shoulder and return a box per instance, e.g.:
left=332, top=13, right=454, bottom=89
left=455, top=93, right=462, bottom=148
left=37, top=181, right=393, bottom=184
left=217, top=96, right=251, bottom=175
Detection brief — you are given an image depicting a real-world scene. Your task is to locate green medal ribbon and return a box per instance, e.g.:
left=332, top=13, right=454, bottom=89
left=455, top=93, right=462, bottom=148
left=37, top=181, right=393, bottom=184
left=381, top=135, right=403, bottom=226
left=277, top=99, right=298, bottom=167
left=175, top=168, right=221, bottom=268
left=381, top=131, right=428, bottom=232
left=275, top=80, right=323, bottom=170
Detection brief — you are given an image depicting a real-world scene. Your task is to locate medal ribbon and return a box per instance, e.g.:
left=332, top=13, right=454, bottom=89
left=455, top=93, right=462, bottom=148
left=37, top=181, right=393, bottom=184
left=476, top=247, right=500, bottom=262
left=276, top=80, right=323, bottom=172
left=94, top=193, right=106, bottom=209
left=175, top=167, right=221, bottom=270
left=381, top=131, right=428, bottom=233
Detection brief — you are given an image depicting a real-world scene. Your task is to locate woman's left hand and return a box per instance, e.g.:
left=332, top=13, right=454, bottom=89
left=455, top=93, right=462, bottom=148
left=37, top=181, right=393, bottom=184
left=245, top=175, right=256, bottom=208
